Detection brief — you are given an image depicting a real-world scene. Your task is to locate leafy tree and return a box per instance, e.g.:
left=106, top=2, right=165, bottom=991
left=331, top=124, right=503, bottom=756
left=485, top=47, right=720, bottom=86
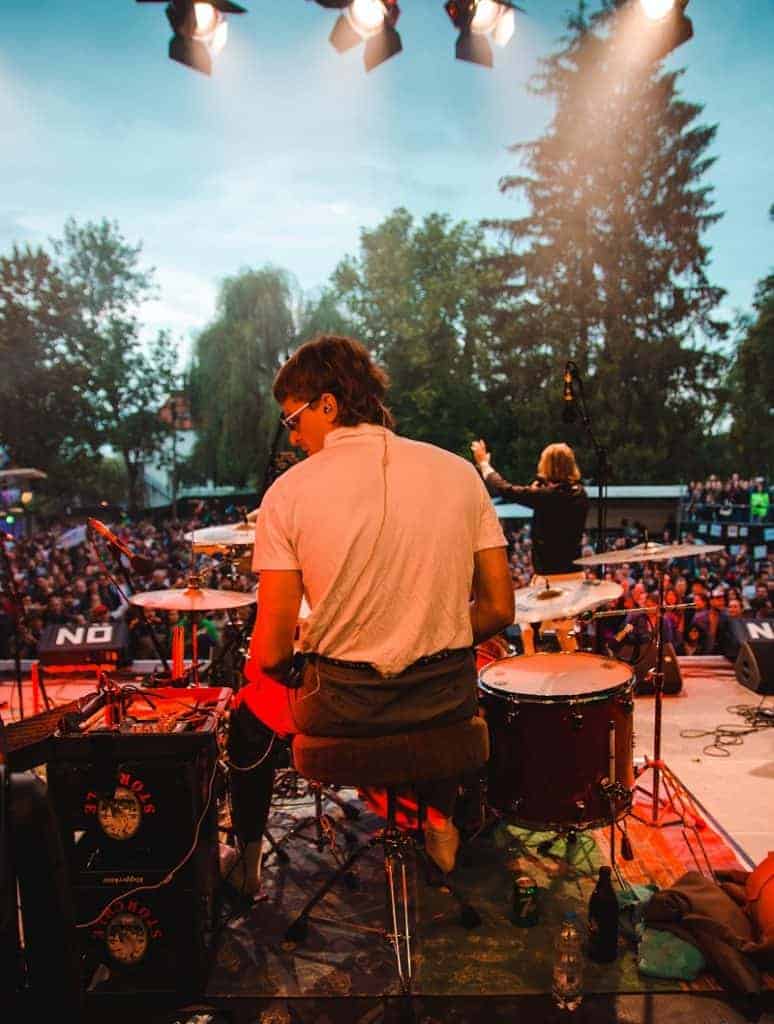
left=332, top=208, right=501, bottom=456
left=0, top=245, right=94, bottom=492
left=728, top=204, right=774, bottom=477
left=297, top=286, right=355, bottom=341
left=52, top=218, right=179, bottom=512
left=187, top=266, right=299, bottom=487
left=485, top=1, right=728, bottom=484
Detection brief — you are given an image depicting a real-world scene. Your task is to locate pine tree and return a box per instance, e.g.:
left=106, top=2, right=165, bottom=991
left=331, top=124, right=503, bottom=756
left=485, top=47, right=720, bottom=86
left=728, top=204, right=774, bottom=477
left=485, top=0, right=728, bottom=485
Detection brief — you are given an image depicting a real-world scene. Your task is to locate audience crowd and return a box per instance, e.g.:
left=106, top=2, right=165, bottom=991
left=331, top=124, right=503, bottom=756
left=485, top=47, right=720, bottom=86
left=1, top=488, right=772, bottom=667
left=683, top=473, right=772, bottom=523
left=0, top=508, right=256, bottom=665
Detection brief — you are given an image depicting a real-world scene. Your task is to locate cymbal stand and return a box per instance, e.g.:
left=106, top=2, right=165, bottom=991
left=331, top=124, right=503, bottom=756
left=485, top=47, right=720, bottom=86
left=629, top=566, right=683, bottom=828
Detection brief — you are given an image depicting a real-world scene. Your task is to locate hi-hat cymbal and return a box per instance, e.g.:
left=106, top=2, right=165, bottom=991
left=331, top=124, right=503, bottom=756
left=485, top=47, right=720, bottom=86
left=186, top=523, right=255, bottom=550
left=130, top=586, right=257, bottom=612
left=574, top=541, right=727, bottom=567
left=513, top=579, right=622, bottom=624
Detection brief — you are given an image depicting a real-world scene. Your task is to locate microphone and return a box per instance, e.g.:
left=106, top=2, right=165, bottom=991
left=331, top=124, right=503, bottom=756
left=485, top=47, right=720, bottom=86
left=87, top=518, right=155, bottom=576
left=562, top=363, right=577, bottom=424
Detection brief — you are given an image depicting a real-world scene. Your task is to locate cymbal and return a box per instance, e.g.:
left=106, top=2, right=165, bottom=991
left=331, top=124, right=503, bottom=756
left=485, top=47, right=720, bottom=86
left=130, top=586, right=257, bottom=612
left=186, top=523, right=255, bottom=550
left=513, top=579, right=622, bottom=624
left=574, top=541, right=727, bottom=567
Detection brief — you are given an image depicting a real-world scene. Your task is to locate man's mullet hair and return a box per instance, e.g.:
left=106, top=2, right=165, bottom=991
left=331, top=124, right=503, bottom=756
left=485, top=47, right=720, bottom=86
left=273, top=334, right=395, bottom=430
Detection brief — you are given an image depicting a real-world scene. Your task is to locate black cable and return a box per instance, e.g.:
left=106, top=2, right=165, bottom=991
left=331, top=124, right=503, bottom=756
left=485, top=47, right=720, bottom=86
left=679, top=695, right=774, bottom=757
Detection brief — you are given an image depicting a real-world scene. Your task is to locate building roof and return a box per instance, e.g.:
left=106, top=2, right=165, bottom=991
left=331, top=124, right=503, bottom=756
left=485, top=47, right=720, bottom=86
left=493, top=484, right=686, bottom=519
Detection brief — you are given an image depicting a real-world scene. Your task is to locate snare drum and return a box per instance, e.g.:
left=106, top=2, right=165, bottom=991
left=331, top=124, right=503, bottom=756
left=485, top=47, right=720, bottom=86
left=478, top=652, right=635, bottom=830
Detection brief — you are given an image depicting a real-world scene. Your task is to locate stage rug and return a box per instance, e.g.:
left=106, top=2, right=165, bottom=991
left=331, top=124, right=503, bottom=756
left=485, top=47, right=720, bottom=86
left=206, top=777, right=772, bottom=1007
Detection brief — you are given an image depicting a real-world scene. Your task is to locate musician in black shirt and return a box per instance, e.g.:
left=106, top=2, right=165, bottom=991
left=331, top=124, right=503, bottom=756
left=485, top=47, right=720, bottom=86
left=471, top=440, right=589, bottom=652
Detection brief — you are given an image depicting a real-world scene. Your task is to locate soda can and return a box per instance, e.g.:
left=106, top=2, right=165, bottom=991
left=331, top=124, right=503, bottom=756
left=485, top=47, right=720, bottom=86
left=512, top=874, right=539, bottom=926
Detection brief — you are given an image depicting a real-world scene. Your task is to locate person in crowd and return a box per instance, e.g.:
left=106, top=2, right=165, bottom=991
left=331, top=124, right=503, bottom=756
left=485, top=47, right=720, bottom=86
left=750, top=479, right=770, bottom=523
left=663, top=587, right=686, bottom=654
left=687, top=587, right=733, bottom=655
left=226, top=334, right=514, bottom=895
left=470, top=438, right=588, bottom=653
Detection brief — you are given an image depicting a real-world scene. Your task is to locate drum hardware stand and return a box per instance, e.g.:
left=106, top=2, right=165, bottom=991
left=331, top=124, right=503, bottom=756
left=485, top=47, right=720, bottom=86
left=628, top=567, right=685, bottom=829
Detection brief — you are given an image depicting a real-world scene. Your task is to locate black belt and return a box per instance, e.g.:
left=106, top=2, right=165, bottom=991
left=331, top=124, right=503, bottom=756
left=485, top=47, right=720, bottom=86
left=313, top=647, right=471, bottom=674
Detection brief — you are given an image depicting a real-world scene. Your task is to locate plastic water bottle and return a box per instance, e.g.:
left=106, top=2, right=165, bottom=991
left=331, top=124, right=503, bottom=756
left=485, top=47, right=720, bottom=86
left=552, top=910, right=584, bottom=1011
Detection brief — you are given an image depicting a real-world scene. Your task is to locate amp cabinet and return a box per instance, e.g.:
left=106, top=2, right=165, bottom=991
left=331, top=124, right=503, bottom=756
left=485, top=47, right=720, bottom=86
left=46, top=686, right=230, bottom=995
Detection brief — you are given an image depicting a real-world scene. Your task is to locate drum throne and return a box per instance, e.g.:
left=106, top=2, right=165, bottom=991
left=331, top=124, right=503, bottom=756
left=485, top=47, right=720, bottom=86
left=283, top=716, right=489, bottom=992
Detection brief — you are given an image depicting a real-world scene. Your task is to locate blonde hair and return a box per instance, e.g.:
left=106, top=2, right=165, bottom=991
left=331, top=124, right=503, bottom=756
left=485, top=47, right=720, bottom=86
left=537, top=443, right=581, bottom=484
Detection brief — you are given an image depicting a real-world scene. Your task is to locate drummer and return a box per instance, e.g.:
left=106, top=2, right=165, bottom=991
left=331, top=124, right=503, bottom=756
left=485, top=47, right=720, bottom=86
left=470, top=440, right=589, bottom=654
left=227, top=335, right=514, bottom=894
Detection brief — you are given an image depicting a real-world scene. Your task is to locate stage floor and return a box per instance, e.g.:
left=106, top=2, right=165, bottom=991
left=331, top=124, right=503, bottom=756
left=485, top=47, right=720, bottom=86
left=632, top=655, right=774, bottom=866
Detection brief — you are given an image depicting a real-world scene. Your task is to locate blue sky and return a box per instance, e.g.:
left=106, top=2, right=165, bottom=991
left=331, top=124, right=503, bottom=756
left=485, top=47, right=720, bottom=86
left=1, top=1, right=771, bottom=362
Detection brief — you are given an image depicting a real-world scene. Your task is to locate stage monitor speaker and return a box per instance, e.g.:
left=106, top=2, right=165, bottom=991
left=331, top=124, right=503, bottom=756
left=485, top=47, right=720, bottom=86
left=733, top=622, right=774, bottom=696
left=633, top=641, right=683, bottom=696
left=38, top=621, right=130, bottom=667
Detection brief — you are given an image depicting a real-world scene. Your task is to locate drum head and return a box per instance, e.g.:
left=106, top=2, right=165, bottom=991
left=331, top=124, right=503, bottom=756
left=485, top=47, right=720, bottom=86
left=479, top=652, right=633, bottom=700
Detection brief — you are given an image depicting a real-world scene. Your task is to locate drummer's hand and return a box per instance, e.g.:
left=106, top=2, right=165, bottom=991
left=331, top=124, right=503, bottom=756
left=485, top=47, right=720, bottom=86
left=470, top=439, right=490, bottom=466
left=246, top=507, right=259, bottom=524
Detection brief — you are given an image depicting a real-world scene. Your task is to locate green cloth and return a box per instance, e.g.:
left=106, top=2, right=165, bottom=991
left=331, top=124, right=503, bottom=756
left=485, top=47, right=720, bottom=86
left=638, top=926, right=706, bottom=980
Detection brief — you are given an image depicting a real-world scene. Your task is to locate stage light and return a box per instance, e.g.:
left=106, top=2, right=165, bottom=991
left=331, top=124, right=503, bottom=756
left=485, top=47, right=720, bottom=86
left=639, top=0, right=675, bottom=20
left=347, top=0, right=388, bottom=36
left=135, top=0, right=246, bottom=75
left=631, top=0, right=692, bottom=60
left=445, top=0, right=519, bottom=68
left=321, top=1, right=403, bottom=72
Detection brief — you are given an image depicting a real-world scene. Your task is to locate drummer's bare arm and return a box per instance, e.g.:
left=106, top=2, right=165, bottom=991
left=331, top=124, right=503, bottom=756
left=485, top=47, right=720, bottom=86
left=470, top=547, right=515, bottom=645
left=245, top=569, right=303, bottom=681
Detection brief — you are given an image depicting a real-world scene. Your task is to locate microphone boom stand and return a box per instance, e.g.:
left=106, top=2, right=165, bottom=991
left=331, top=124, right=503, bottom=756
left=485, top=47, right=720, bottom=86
left=95, top=538, right=172, bottom=679
left=567, top=362, right=610, bottom=571
left=0, top=532, right=50, bottom=719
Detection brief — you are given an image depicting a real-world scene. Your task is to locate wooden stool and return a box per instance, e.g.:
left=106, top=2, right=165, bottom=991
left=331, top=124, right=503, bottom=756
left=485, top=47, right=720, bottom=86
left=284, top=716, right=489, bottom=992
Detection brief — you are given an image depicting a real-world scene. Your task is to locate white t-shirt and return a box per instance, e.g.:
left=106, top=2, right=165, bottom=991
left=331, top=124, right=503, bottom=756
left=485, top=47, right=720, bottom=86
left=253, top=424, right=506, bottom=676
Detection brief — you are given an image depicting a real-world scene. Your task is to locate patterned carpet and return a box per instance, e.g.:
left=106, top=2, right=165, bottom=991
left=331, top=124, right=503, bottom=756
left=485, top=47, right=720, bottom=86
left=205, top=775, right=769, bottom=1005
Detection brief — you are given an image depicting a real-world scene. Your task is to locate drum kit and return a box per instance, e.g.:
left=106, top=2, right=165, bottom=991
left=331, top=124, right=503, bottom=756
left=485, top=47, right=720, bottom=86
left=126, top=523, right=259, bottom=684
left=479, top=540, right=726, bottom=864
left=132, top=520, right=725, bottom=862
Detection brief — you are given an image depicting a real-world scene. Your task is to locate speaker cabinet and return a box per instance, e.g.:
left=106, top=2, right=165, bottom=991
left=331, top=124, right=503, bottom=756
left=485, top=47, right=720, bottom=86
left=46, top=688, right=228, bottom=995
left=633, top=642, right=683, bottom=695
left=735, top=639, right=774, bottom=695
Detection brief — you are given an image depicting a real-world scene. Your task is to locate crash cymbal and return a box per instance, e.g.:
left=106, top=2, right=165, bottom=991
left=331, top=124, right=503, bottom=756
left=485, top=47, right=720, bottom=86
left=130, top=586, right=257, bottom=612
left=513, top=579, right=622, bottom=624
left=186, top=523, right=255, bottom=550
left=574, top=541, right=727, bottom=567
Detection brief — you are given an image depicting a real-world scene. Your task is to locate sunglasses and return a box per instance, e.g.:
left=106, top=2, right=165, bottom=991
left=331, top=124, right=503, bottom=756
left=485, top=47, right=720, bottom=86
left=279, top=398, right=315, bottom=432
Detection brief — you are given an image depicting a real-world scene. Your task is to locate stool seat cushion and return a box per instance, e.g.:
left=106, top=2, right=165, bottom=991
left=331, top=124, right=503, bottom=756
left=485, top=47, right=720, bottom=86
left=292, top=716, right=489, bottom=788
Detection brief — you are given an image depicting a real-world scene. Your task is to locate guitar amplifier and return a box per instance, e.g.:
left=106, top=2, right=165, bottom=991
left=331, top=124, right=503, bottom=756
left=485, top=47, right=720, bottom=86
left=38, top=622, right=131, bottom=667
left=46, top=686, right=231, bottom=994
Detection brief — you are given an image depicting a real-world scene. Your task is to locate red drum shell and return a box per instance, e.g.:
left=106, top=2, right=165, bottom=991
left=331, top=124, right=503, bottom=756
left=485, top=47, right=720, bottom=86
left=478, top=652, right=635, bottom=830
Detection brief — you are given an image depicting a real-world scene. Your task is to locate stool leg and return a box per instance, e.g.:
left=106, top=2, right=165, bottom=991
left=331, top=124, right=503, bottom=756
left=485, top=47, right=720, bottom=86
left=385, top=851, right=410, bottom=991
left=284, top=840, right=375, bottom=944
